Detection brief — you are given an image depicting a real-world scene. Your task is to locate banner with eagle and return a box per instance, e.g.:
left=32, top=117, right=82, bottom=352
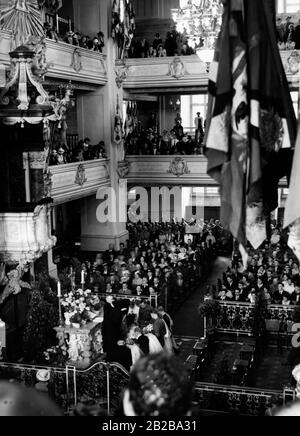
left=205, top=0, right=296, bottom=261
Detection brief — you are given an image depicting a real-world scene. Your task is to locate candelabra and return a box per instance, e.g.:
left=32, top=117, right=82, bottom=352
left=57, top=281, right=63, bottom=326
left=172, top=0, right=223, bottom=68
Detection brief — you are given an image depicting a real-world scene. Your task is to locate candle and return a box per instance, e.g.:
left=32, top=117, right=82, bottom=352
left=57, top=281, right=62, bottom=298
left=81, top=270, right=85, bottom=285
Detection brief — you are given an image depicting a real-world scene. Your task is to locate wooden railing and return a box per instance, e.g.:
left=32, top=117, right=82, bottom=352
left=0, top=361, right=129, bottom=416
left=194, top=382, right=282, bottom=416
left=205, top=301, right=296, bottom=335
left=0, top=360, right=289, bottom=416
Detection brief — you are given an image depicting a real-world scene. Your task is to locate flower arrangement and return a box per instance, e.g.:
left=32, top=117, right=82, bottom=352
left=144, top=324, right=154, bottom=334
left=43, top=345, right=68, bottom=366
left=61, top=289, right=104, bottom=328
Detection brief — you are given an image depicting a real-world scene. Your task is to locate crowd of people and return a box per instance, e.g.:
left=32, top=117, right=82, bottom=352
left=276, top=16, right=300, bottom=49
left=127, top=29, right=195, bottom=59
left=44, top=21, right=106, bottom=52
left=62, top=220, right=224, bottom=370
left=125, top=113, right=205, bottom=156
left=211, top=225, right=300, bottom=307
left=49, top=138, right=106, bottom=165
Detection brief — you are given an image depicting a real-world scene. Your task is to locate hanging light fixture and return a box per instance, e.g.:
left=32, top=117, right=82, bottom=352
left=172, top=0, right=223, bottom=67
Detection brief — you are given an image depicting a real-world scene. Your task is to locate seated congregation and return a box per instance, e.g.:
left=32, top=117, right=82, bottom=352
left=211, top=226, right=300, bottom=306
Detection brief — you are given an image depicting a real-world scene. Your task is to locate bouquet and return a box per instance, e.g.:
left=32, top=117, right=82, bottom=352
left=61, top=289, right=104, bottom=327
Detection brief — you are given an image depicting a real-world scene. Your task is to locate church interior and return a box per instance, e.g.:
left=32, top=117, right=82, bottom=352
left=0, top=0, right=300, bottom=418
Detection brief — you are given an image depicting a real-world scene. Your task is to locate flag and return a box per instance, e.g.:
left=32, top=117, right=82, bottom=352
left=284, top=97, right=300, bottom=261
left=205, top=0, right=296, bottom=257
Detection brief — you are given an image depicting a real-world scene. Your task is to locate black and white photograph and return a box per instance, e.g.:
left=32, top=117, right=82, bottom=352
left=0, top=0, right=300, bottom=421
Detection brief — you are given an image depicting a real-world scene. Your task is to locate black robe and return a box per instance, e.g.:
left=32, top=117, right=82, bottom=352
left=102, top=303, right=123, bottom=359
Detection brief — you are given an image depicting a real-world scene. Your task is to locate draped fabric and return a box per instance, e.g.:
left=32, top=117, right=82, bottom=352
left=285, top=97, right=300, bottom=261
left=0, top=0, right=44, bottom=48
left=205, top=0, right=297, bottom=259
left=112, top=0, right=136, bottom=59
left=37, top=0, right=62, bottom=14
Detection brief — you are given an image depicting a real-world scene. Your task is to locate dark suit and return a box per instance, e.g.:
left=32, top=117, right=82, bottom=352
left=102, top=303, right=123, bottom=359
left=152, top=318, right=166, bottom=347
left=109, top=345, right=132, bottom=372
left=136, top=335, right=150, bottom=355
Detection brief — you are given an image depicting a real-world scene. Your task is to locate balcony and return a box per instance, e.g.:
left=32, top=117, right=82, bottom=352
left=49, top=159, right=110, bottom=204
left=126, top=155, right=289, bottom=188
left=118, top=50, right=300, bottom=91
left=126, top=155, right=213, bottom=186
left=0, top=30, right=107, bottom=86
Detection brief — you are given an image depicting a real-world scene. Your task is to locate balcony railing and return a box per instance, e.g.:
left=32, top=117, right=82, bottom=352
left=0, top=30, right=107, bottom=86
left=126, top=156, right=289, bottom=188
left=49, top=159, right=110, bottom=205
left=118, top=50, right=299, bottom=90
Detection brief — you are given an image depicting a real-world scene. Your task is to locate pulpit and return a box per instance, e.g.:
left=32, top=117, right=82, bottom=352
left=54, top=321, right=103, bottom=369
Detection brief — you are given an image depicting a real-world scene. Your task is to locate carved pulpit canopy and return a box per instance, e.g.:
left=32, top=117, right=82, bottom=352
left=0, top=0, right=44, bottom=49
left=0, top=45, right=57, bottom=126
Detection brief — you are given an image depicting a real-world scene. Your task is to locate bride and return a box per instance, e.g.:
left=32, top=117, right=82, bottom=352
left=143, top=324, right=163, bottom=355
left=0, top=0, right=44, bottom=47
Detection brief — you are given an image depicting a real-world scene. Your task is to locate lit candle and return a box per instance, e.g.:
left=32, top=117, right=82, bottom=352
left=81, top=270, right=85, bottom=285
left=57, top=281, right=62, bottom=298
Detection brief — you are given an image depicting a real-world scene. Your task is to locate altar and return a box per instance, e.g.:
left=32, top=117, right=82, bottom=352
left=54, top=321, right=103, bottom=369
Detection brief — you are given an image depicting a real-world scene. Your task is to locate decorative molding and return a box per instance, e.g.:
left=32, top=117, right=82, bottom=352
left=26, top=36, right=53, bottom=81
left=43, top=170, right=53, bottom=198
left=49, top=159, right=110, bottom=204
left=286, top=50, right=300, bottom=75
left=28, top=151, right=47, bottom=169
left=0, top=205, right=56, bottom=265
left=167, top=157, right=190, bottom=177
left=75, top=164, right=87, bottom=186
left=115, top=62, right=129, bottom=88
left=71, top=48, right=82, bottom=73
left=167, top=57, right=186, bottom=80
left=117, top=160, right=130, bottom=179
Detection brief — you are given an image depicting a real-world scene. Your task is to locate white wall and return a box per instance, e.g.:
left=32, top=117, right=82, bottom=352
left=77, top=91, right=105, bottom=144
left=133, top=0, right=180, bottom=19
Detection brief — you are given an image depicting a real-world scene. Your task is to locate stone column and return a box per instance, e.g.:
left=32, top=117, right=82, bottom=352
left=79, top=0, right=129, bottom=252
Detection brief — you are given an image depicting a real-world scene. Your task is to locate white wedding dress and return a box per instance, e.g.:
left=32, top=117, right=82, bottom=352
left=145, top=333, right=163, bottom=355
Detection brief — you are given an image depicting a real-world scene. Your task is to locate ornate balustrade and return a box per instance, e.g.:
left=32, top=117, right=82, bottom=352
left=0, top=361, right=129, bottom=415
left=207, top=301, right=296, bottom=335
left=0, top=30, right=107, bottom=86
left=49, top=159, right=110, bottom=205
left=194, top=382, right=281, bottom=416
left=118, top=50, right=299, bottom=91
left=126, top=155, right=213, bottom=186
left=126, top=156, right=288, bottom=188
left=0, top=360, right=285, bottom=416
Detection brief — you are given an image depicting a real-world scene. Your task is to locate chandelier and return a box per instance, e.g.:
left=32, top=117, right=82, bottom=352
left=172, top=0, right=223, bottom=64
